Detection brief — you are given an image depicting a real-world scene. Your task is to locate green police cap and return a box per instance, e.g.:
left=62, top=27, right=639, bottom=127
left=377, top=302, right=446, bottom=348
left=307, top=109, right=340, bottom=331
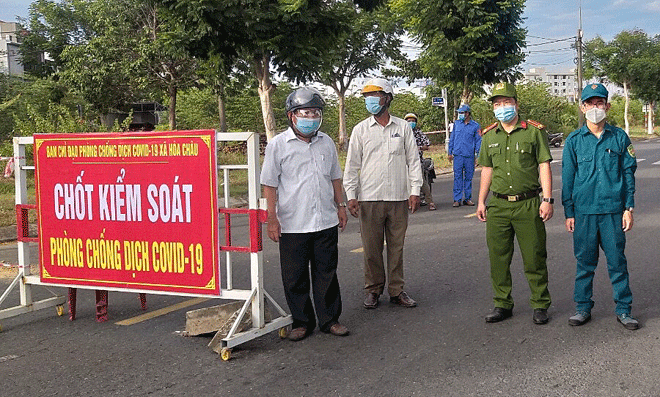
left=489, top=82, right=517, bottom=101
left=581, top=83, right=608, bottom=102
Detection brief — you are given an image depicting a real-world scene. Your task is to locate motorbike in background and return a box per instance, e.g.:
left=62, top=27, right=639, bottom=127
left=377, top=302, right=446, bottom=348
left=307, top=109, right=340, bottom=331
left=548, top=132, right=563, bottom=148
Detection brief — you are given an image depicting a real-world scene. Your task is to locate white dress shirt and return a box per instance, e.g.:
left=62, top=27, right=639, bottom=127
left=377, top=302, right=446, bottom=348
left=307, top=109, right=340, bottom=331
left=343, top=115, right=423, bottom=201
left=260, top=128, right=342, bottom=233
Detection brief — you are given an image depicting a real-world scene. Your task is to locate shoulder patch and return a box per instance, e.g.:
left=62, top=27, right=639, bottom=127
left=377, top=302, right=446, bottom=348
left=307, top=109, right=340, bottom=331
left=482, top=122, right=498, bottom=134
left=627, top=144, right=636, bottom=158
left=526, top=119, right=545, bottom=129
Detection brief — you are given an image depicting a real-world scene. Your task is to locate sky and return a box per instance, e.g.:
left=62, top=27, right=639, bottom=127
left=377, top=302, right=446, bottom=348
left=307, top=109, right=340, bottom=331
left=1, top=0, right=659, bottom=74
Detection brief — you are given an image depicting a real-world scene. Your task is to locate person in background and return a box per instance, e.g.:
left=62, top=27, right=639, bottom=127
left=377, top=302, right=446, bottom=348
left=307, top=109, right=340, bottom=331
left=261, top=87, right=349, bottom=341
left=448, top=104, right=481, bottom=207
left=562, top=83, right=639, bottom=330
left=344, top=78, right=422, bottom=310
left=476, top=82, right=553, bottom=325
left=405, top=113, right=436, bottom=210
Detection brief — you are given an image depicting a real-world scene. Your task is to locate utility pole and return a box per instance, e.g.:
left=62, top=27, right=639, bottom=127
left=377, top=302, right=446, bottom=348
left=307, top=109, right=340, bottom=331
left=443, top=87, right=450, bottom=153
left=576, top=1, right=585, bottom=127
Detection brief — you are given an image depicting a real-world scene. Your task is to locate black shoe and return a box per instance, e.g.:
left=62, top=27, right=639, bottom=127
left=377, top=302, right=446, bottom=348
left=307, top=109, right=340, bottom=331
left=532, top=308, right=549, bottom=325
left=485, top=307, right=513, bottom=323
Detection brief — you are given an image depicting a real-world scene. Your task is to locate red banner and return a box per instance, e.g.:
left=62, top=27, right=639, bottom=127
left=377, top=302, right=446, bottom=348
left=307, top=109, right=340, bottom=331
left=34, top=130, right=220, bottom=296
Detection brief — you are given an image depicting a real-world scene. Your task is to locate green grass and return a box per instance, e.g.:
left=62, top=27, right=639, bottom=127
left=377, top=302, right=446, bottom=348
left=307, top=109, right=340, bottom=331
left=217, top=150, right=249, bottom=198
left=629, top=126, right=659, bottom=138
left=0, top=178, right=37, bottom=227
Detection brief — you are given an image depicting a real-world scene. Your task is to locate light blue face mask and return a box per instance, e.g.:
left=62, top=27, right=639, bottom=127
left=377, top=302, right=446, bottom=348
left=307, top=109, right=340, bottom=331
left=494, top=105, right=517, bottom=122
left=295, top=117, right=321, bottom=136
left=458, top=113, right=466, bottom=121
left=365, top=96, right=383, bottom=115
left=408, top=121, right=417, bottom=129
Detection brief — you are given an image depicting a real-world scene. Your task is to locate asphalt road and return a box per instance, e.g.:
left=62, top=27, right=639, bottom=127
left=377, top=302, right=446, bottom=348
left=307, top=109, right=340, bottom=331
left=2, top=137, right=660, bottom=396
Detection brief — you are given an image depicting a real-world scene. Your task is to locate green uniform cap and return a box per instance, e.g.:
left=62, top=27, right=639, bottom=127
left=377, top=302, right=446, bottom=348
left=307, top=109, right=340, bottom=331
left=489, top=82, right=517, bottom=101
left=581, top=83, right=608, bottom=102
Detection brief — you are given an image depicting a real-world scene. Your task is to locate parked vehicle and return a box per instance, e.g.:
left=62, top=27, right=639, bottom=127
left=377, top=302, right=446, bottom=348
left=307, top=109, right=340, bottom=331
left=548, top=132, right=563, bottom=148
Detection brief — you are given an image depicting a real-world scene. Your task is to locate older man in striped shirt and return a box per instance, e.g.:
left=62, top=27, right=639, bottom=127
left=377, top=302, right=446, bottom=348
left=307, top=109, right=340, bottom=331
left=344, top=78, right=423, bottom=310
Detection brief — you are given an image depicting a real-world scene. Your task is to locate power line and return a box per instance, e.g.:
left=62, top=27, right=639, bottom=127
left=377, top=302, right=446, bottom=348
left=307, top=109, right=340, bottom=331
left=526, top=37, right=576, bottom=47
left=527, top=47, right=574, bottom=54
left=528, top=34, right=574, bottom=41
left=531, top=56, right=576, bottom=66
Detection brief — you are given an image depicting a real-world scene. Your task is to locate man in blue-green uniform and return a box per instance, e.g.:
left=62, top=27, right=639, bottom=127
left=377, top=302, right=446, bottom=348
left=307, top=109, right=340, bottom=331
left=562, top=83, right=638, bottom=330
left=476, top=82, right=554, bottom=325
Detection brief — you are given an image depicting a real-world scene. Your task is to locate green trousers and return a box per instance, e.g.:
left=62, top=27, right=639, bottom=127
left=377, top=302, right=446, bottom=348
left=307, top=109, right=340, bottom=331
left=486, top=196, right=551, bottom=310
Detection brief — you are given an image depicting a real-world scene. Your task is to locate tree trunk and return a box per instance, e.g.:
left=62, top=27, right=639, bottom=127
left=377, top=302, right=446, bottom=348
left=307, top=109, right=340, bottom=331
left=648, top=102, right=655, bottom=135
left=337, top=92, right=348, bottom=151
left=254, top=53, right=277, bottom=141
left=623, top=81, right=630, bottom=135
left=168, top=84, right=177, bottom=131
left=461, top=75, right=470, bottom=105
left=218, top=82, right=227, bottom=132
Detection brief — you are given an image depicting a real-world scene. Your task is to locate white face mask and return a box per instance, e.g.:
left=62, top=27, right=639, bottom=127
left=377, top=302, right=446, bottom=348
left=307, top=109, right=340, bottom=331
left=585, top=107, right=606, bottom=124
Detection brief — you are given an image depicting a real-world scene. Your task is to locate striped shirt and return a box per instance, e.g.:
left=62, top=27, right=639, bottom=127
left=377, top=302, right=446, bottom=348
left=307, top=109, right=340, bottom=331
left=343, top=115, right=423, bottom=201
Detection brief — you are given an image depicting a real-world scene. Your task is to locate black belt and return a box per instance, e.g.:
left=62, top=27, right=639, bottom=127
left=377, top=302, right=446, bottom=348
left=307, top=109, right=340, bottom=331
left=492, top=188, right=541, bottom=202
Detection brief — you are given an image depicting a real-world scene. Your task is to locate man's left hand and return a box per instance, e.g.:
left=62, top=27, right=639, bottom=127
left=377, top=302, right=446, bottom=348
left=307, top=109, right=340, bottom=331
left=338, top=207, right=348, bottom=231
left=622, top=210, right=634, bottom=232
left=539, top=201, right=553, bottom=222
left=409, top=195, right=420, bottom=213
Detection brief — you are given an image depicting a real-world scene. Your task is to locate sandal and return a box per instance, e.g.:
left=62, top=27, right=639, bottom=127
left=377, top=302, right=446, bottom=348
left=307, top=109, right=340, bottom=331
left=428, top=203, right=437, bottom=211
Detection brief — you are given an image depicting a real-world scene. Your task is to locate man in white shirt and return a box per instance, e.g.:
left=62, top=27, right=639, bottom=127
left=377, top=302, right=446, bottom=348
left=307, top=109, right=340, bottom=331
left=261, top=87, right=349, bottom=341
left=343, top=78, right=423, bottom=309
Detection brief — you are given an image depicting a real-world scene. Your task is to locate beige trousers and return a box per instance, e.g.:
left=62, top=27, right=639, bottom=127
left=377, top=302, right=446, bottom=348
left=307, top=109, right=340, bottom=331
left=359, top=201, right=409, bottom=297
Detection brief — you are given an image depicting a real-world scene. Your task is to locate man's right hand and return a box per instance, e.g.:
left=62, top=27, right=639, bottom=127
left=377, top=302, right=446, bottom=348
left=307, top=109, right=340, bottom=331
left=565, top=218, right=575, bottom=232
left=476, top=202, right=487, bottom=222
left=348, top=199, right=359, bottom=218
left=447, top=154, right=454, bottom=162
left=267, top=216, right=281, bottom=242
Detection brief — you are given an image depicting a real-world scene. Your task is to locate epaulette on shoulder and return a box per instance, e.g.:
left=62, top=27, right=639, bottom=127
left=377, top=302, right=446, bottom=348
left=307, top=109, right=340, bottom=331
left=526, top=119, right=545, bottom=129
left=482, top=122, right=498, bottom=134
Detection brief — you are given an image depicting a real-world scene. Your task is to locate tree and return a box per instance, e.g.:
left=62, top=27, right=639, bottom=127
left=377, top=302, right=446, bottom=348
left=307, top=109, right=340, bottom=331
left=158, top=0, right=352, bottom=140
left=19, top=0, right=93, bottom=77
left=515, top=81, right=575, bottom=134
left=58, top=0, right=199, bottom=130
left=629, top=35, right=660, bottom=134
left=313, top=3, right=403, bottom=149
left=390, top=0, right=526, bottom=103
left=195, top=55, right=252, bottom=132
left=584, top=30, right=651, bottom=135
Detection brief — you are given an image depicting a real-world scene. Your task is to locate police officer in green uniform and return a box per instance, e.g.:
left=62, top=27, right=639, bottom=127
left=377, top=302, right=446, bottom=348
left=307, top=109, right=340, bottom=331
left=562, top=83, right=638, bottom=330
left=476, top=82, right=554, bottom=325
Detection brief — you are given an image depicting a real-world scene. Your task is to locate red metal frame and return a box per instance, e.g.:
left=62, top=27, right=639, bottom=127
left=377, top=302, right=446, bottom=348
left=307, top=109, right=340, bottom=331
left=15, top=204, right=38, bottom=243
left=219, top=208, right=268, bottom=253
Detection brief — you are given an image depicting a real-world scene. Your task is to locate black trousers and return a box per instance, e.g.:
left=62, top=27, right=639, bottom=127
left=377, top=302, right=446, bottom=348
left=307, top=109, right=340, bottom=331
left=279, top=226, right=342, bottom=331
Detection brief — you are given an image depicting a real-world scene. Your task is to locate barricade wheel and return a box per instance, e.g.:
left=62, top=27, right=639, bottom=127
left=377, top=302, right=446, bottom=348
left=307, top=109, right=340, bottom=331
left=220, top=348, right=232, bottom=361
left=56, top=305, right=64, bottom=316
left=279, top=326, right=290, bottom=339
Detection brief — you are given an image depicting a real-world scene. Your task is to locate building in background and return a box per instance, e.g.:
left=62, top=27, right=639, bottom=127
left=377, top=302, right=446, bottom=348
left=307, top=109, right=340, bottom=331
left=0, top=21, right=23, bottom=76
left=521, top=67, right=625, bottom=103
left=523, top=68, right=579, bottom=102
